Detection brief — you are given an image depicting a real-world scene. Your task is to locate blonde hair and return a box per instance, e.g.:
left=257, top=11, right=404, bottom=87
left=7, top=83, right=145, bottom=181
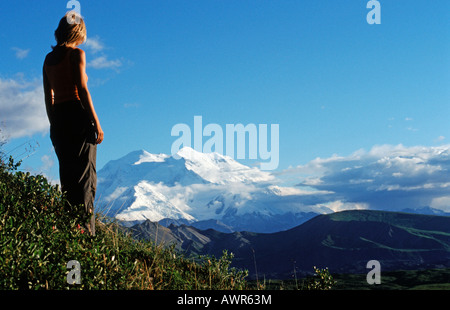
left=53, top=12, right=86, bottom=48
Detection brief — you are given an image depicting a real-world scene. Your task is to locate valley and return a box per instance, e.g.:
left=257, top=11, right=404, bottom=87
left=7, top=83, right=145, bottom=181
left=129, top=210, right=450, bottom=280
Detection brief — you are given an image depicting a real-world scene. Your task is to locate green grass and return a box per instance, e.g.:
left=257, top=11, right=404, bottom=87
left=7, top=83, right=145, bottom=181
left=3, top=155, right=449, bottom=290
left=332, top=268, right=450, bottom=290
left=0, top=157, right=247, bottom=290
left=256, top=268, right=450, bottom=290
left=1, top=156, right=337, bottom=290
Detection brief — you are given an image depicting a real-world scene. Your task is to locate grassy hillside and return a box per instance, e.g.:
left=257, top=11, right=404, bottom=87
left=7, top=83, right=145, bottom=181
left=0, top=157, right=247, bottom=290
left=131, top=209, right=450, bottom=280
left=258, top=268, right=450, bottom=290
left=0, top=156, right=336, bottom=290
left=332, top=268, right=450, bottom=290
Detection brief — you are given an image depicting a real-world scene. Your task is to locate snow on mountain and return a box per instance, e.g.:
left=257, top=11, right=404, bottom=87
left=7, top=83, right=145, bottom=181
left=176, top=147, right=275, bottom=184
left=95, top=147, right=332, bottom=232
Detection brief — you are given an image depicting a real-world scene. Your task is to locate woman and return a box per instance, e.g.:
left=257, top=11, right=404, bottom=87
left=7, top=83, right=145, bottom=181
left=43, top=12, right=104, bottom=236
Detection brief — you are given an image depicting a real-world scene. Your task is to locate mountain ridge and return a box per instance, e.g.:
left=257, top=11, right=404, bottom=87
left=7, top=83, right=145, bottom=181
left=96, top=147, right=450, bottom=233
left=130, top=210, right=450, bottom=279
left=95, top=147, right=332, bottom=232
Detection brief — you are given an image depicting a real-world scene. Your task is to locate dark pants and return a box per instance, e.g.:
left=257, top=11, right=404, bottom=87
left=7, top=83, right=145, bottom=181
left=50, top=100, right=97, bottom=236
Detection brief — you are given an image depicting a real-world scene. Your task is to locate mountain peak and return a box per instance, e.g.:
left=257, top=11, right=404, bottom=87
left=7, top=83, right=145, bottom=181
left=175, top=147, right=236, bottom=166
left=96, top=148, right=300, bottom=231
left=168, top=146, right=273, bottom=184
left=134, top=150, right=170, bottom=165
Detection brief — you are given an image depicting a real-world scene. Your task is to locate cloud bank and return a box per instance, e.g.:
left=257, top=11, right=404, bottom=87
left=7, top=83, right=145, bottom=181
left=11, top=47, right=30, bottom=59
left=0, top=77, right=48, bottom=139
left=84, top=36, right=122, bottom=70
left=281, top=144, right=450, bottom=213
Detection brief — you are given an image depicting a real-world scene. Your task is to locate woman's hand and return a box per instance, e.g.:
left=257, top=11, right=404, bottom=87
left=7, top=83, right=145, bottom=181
left=95, top=124, right=104, bottom=144
left=72, top=48, right=104, bottom=145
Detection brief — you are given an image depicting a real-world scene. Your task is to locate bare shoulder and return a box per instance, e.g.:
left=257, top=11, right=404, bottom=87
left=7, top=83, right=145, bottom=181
left=72, top=47, right=85, bottom=58
left=43, top=50, right=55, bottom=66
left=70, top=47, right=86, bottom=63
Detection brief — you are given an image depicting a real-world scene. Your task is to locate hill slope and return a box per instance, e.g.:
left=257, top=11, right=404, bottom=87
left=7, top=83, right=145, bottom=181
left=0, top=160, right=247, bottom=290
left=131, top=210, right=450, bottom=279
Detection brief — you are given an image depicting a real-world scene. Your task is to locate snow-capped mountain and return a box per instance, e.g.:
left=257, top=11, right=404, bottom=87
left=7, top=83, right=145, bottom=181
left=95, top=147, right=332, bottom=232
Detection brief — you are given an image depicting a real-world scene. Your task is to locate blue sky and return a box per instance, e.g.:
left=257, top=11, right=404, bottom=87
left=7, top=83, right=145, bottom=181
left=0, top=0, right=449, bottom=186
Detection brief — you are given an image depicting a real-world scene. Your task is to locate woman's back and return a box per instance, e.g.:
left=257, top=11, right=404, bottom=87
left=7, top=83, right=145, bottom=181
left=44, top=46, right=82, bottom=104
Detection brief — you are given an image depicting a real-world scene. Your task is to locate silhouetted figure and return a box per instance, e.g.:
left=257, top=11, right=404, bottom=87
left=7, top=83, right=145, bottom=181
left=43, top=12, right=104, bottom=236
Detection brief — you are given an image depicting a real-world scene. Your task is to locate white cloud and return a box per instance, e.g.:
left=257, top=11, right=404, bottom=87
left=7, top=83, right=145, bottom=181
left=314, top=200, right=370, bottom=213
left=282, top=144, right=450, bottom=212
left=83, top=35, right=122, bottom=70
left=0, top=77, right=48, bottom=139
left=40, top=154, right=54, bottom=171
left=430, top=196, right=450, bottom=212
left=12, top=47, right=30, bottom=59
left=406, top=126, right=419, bottom=132
left=35, top=153, right=60, bottom=185
left=88, top=56, right=122, bottom=70
left=123, top=102, right=141, bottom=109
left=84, top=36, right=104, bottom=53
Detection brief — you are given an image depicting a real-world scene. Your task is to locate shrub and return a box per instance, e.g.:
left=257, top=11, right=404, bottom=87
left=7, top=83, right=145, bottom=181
left=0, top=158, right=248, bottom=290
left=302, top=267, right=336, bottom=290
left=1, top=154, right=333, bottom=290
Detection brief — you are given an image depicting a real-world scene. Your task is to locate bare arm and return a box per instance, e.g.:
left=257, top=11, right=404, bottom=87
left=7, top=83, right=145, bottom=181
left=71, top=48, right=104, bottom=144
left=42, top=66, right=54, bottom=126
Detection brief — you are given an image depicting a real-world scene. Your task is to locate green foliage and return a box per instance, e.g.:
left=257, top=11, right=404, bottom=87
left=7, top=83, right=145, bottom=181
left=0, top=155, right=334, bottom=291
left=248, top=267, right=337, bottom=290
left=302, top=267, right=336, bottom=290
left=333, top=268, right=450, bottom=290
left=0, top=159, right=247, bottom=290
